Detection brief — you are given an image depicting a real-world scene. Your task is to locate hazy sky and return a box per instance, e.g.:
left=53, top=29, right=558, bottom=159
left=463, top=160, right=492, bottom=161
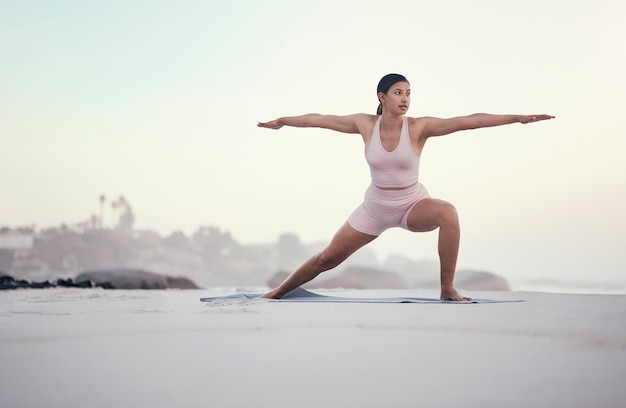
left=2, top=0, right=625, bottom=286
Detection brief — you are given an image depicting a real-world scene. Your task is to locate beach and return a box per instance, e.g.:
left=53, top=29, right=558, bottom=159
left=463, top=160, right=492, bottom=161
left=1, top=287, right=625, bottom=408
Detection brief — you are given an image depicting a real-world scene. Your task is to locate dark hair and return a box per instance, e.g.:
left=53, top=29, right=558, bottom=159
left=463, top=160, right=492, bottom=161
left=376, top=73, right=409, bottom=115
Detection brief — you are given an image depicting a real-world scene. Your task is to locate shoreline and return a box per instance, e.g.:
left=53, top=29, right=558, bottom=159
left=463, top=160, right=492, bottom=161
left=1, top=288, right=625, bottom=408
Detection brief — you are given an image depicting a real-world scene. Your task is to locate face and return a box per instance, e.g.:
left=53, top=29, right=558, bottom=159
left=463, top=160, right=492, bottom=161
left=379, top=81, right=410, bottom=115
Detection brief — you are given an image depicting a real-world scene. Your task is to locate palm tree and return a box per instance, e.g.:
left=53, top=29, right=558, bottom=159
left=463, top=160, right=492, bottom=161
left=98, top=195, right=106, bottom=229
left=111, top=200, right=119, bottom=229
left=115, top=196, right=134, bottom=232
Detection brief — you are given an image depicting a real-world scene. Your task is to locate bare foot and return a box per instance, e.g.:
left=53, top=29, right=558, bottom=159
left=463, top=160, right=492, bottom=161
left=440, top=287, right=472, bottom=301
left=260, top=290, right=282, bottom=299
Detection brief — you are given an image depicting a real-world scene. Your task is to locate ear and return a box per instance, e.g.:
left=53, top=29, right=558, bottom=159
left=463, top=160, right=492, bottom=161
left=377, top=92, right=386, bottom=104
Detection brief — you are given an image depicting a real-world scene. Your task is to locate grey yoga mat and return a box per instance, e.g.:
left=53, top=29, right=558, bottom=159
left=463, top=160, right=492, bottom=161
left=200, top=287, right=523, bottom=304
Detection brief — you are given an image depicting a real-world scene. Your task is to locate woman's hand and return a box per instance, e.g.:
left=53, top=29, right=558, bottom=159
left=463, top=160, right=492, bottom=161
left=257, top=119, right=283, bottom=129
left=519, top=114, right=555, bottom=124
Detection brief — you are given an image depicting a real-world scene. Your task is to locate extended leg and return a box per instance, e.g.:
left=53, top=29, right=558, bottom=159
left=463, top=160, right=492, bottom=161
left=263, top=223, right=377, bottom=298
left=405, top=198, right=471, bottom=301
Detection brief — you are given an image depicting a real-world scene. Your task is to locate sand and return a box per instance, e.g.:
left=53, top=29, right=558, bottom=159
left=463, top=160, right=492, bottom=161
left=1, top=287, right=625, bottom=408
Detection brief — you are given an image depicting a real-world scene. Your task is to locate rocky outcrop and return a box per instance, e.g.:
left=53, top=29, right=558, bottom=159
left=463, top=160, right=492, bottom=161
left=75, top=269, right=199, bottom=289
left=453, top=270, right=510, bottom=291
left=317, top=266, right=409, bottom=289
left=1, top=270, right=199, bottom=290
left=1, top=275, right=56, bottom=289
left=0, top=275, right=108, bottom=290
left=415, top=269, right=510, bottom=291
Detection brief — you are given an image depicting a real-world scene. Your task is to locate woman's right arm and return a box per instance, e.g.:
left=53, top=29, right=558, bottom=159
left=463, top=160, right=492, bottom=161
left=257, top=114, right=367, bottom=134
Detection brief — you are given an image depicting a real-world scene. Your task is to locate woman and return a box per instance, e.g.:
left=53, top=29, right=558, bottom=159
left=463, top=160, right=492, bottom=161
left=257, top=73, right=554, bottom=301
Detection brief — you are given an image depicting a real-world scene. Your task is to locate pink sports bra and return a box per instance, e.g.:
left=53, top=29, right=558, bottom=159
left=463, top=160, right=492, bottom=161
left=365, top=116, right=420, bottom=188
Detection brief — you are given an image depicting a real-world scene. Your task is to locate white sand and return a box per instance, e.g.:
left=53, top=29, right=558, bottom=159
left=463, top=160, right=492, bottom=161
left=1, top=288, right=625, bottom=408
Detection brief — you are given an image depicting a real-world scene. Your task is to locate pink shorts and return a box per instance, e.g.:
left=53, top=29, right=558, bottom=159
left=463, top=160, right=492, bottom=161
left=347, top=183, right=430, bottom=236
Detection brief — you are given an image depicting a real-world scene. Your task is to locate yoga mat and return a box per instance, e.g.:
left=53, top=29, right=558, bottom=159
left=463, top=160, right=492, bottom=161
left=200, top=287, right=524, bottom=304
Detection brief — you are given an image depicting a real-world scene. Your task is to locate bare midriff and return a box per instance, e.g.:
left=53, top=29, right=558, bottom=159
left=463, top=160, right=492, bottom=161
left=375, top=181, right=418, bottom=191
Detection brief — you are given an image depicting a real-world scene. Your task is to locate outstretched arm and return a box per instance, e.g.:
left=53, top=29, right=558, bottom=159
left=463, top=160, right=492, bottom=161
left=257, top=114, right=367, bottom=134
left=423, top=113, right=555, bottom=138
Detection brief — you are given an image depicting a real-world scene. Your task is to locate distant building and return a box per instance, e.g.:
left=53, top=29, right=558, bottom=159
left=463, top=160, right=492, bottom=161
left=0, top=233, right=34, bottom=250
left=0, top=232, right=37, bottom=275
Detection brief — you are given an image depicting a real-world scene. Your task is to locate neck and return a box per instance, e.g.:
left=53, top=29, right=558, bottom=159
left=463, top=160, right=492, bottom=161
left=380, top=113, right=403, bottom=128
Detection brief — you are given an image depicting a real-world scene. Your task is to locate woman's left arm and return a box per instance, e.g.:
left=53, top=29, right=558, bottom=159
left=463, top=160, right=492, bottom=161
left=422, top=113, right=555, bottom=138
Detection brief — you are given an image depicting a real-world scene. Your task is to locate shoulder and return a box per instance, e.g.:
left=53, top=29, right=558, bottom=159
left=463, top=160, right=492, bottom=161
left=357, top=113, right=382, bottom=128
left=349, top=113, right=378, bottom=133
left=404, top=116, right=434, bottom=152
left=406, top=116, right=430, bottom=134
left=407, top=116, right=431, bottom=126
left=352, top=113, right=379, bottom=124
left=350, top=114, right=379, bottom=143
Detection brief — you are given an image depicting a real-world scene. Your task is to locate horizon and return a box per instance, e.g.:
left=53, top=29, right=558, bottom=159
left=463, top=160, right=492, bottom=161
left=2, top=209, right=625, bottom=291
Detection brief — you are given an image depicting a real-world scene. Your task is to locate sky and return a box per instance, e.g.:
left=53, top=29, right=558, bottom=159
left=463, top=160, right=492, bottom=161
left=1, top=0, right=625, bottom=287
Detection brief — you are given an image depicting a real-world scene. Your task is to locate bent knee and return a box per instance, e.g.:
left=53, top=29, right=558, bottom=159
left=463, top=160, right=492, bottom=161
left=437, top=202, right=459, bottom=225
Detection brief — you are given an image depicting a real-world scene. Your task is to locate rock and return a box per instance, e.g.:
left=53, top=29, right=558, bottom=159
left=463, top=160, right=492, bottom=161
left=314, top=266, right=410, bottom=289
left=415, top=269, right=510, bottom=291
left=1, top=275, right=27, bottom=289
left=382, top=256, right=438, bottom=283
left=165, top=275, right=200, bottom=289
left=455, top=270, right=510, bottom=291
left=75, top=269, right=199, bottom=289
left=0, top=275, right=55, bottom=290
left=56, top=278, right=93, bottom=288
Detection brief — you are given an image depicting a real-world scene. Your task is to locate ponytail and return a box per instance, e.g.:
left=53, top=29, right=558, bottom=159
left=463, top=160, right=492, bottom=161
left=376, top=103, right=383, bottom=115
